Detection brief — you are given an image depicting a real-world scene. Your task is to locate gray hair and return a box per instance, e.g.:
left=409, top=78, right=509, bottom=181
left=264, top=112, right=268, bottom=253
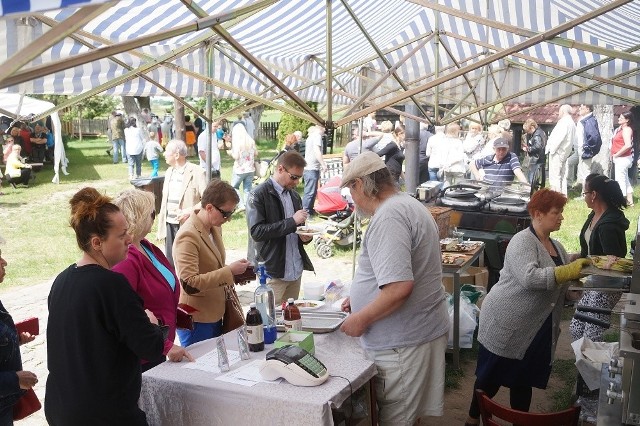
left=559, top=104, right=573, bottom=116
left=359, top=168, right=396, bottom=198
left=167, top=139, right=187, bottom=157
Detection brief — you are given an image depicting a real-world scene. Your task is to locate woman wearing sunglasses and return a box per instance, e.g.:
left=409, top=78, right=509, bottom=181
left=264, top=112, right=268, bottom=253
left=112, top=189, right=194, bottom=370
left=172, top=179, right=251, bottom=346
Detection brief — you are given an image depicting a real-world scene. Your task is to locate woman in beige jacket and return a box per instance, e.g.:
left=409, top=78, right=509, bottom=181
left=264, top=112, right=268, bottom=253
left=172, top=179, right=251, bottom=346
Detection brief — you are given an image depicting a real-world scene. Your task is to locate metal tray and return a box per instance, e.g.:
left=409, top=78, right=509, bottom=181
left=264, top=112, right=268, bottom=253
left=275, top=311, right=347, bottom=334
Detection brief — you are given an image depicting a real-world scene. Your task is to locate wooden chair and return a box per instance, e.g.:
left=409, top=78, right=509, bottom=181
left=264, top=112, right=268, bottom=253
left=475, top=390, right=581, bottom=426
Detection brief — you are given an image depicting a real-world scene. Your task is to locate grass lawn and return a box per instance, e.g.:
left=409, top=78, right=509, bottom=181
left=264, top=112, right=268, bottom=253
left=1, top=137, right=639, bottom=288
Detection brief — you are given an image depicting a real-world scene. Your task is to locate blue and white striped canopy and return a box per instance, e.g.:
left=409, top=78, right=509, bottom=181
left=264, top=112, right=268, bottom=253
left=0, top=0, right=638, bottom=118
left=0, top=0, right=113, bottom=18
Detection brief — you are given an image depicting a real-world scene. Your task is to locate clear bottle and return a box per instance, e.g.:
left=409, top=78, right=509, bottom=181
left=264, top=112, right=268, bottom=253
left=283, top=298, right=302, bottom=331
left=245, top=303, right=264, bottom=352
left=254, top=262, right=277, bottom=343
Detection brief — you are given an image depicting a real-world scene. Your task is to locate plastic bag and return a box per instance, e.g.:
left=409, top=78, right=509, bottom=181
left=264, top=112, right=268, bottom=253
left=446, top=293, right=479, bottom=349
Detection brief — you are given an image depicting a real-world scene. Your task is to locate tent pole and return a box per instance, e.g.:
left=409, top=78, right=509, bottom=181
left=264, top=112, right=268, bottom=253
left=408, top=0, right=639, bottom=63
left=338, top=0, right=428, bottom=119
left=206, top=42, right=214, bottom=182
left=482, top=0, right=491, bottom=127
left=0, top=0, right=276, bottom=89
left=439, top=44, right=640, bottom=125
left=334, top=0, right=633, bottom=127
left=434, top=13, right=440, bottom=123
left=0, top=3, right=111, bottom=83
left=326, top=0, right=333, bottom=126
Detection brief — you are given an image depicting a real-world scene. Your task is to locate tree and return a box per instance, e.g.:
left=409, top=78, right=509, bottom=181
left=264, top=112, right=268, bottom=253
left=276, top=102, right=318, bottom=149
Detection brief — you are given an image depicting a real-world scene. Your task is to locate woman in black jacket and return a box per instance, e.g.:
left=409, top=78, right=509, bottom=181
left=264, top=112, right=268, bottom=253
left=569, top=174, right=629, bottom=341
left=0, top=249, right=38, bottom=425
left=522, top=118, right=547, bottom=187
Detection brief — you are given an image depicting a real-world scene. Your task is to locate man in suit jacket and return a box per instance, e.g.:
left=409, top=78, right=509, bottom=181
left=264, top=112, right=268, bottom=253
left=157, top=139, right=207, bottom=266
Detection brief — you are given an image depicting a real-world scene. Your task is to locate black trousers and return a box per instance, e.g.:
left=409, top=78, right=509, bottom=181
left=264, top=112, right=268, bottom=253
left=165, top=222, right=180, bottom=268
left=468, top=378, right=532, bottom=419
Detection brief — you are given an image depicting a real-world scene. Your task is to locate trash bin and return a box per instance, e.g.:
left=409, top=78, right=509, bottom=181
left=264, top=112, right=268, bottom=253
left=131, top=176, right=164, bottom=214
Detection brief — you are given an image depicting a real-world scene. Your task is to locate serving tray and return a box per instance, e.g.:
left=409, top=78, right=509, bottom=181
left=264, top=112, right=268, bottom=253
left=275, top=311, right=347, bottom=333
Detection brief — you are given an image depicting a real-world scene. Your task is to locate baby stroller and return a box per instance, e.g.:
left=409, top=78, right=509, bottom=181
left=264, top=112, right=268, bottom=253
left=312, top=176, right=361, bottom=259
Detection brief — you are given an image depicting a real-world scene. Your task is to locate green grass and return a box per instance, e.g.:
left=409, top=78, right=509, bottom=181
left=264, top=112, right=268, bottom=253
left=550, top=358, right=579, bottom=411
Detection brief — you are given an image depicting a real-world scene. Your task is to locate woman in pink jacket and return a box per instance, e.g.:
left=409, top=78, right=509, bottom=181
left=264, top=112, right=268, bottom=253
left=113, top=189, right=193, bottom=371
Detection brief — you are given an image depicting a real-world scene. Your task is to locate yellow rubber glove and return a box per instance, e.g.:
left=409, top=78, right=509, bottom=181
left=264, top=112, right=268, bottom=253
left=554, top=258, right=591, bottom=284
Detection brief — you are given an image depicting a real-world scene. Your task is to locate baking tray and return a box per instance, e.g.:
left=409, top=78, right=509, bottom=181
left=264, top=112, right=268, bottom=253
left=275, top=311, right=347, bottom=334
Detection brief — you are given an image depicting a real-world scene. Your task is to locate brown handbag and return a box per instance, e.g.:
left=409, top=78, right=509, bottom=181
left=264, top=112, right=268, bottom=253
left=13, top=388, right=41, bottom=420
left=222, top=285, right=245, bottom=333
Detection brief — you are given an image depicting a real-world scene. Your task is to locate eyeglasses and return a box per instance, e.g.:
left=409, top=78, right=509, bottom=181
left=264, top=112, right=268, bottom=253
left=582, top=191, right=593, bottom=196
left=282, top=167, right=302, bottom=181
left=214, top=205, right=235, bottom=219
left=150, top=210, right=156, bottom=220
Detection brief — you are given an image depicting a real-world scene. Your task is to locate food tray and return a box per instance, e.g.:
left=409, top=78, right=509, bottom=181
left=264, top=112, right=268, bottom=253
left=441, top=240, right=482, bottom=252
left=441, top=253, right=469, bottom=265
left=275, top=311, right=347, bottom=334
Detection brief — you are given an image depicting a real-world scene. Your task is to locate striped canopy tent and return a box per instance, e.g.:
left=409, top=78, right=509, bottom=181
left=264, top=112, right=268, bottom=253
left=0, top=0, right=638, bottom=128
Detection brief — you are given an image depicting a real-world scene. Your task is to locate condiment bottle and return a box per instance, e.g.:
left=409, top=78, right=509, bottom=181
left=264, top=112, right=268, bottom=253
left=283, top=298, right=302, bottom=331
left=246, top=303, right=264, bottom=352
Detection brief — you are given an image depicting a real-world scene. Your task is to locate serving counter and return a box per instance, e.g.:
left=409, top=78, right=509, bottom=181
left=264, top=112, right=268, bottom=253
left=140, top=329, right=376, bottom=426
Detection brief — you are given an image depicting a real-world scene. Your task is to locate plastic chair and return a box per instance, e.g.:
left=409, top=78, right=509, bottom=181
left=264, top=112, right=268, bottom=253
left=475, top=390, right=581, bottom=426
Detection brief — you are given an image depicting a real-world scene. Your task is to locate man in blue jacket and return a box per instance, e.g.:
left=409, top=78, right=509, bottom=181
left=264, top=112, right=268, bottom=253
left=576, top=104, right=602, bottom=187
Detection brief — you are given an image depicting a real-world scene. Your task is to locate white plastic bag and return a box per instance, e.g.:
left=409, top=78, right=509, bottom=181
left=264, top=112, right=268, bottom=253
left=446, top=294, right=479, bottom=349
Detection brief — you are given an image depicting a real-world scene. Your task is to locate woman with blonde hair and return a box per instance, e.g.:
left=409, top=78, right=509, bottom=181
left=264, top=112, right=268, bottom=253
left=479, top=124, right=503, bottom=158
left=46, top=187, right=165, bottom=425
left=112, top=189, right=194, bottom=371
left=5, top=145, right=33, bottom=186
left=229, top=124, right=259, bottom=211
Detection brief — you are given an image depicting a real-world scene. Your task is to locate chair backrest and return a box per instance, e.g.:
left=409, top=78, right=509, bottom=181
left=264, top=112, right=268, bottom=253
left=475, top=390, right=581, bottom=426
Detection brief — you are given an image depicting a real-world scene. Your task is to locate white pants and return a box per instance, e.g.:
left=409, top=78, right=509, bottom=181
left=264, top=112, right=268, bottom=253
left=613, top=155, right=633, bottom=196
left=577, top=157, right=593, bottom=186
left=549, top=153, right=569, bottom=195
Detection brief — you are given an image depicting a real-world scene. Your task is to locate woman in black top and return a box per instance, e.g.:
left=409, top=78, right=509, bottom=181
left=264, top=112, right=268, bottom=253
left=569, top=174, right=629, bottom=342
left=377, top=125, right=405, bottom=182
left=45, top=187, right=165, bottom=426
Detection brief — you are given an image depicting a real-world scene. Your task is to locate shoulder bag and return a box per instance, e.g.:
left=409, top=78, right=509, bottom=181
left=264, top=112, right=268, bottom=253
left=13, top=389, right=41, bottom=420
left=222, top=285, right=245, bottom=333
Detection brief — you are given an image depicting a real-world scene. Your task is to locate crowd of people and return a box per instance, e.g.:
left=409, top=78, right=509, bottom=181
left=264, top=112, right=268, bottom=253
left=1, top=105, right=638, bottom=425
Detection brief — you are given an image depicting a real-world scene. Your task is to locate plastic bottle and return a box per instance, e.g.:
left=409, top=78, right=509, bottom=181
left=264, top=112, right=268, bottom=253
left=283, top=298, right=302, bottom=331
left=245, top=303, right=264, bottom=352
left=254, top=262, right=277, bottom=343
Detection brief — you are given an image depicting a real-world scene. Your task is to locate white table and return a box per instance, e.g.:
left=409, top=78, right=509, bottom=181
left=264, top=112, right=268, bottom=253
left=140, top=329, right=376, bottom=426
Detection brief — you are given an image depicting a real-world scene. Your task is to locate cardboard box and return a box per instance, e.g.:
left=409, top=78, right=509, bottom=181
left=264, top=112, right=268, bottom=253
left=273, top=330, right=315, bottom=354
left=443, top=266, right=488, bottom=297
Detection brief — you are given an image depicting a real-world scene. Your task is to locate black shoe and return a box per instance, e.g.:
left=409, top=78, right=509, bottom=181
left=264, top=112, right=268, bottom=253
left=106, top=150, right=112, bottom=156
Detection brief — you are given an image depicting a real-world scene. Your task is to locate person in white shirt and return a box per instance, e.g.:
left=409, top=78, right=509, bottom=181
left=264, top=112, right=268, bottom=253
left=441, top=123, right=466, bottom=185
left=302, top=125, right=327, bottom=216
left=243, top=112, right=255, bottom=140
left=425, top=126, right=446, bottom=181
left=462, top=122, right=485, bottom=165
left=124, top=117, right=146, bottom=180
left=197, top=128, right=221, bottom=179
left=479, top=125, right=502, bottom=159
left=546, top=104, right=577, bottom=195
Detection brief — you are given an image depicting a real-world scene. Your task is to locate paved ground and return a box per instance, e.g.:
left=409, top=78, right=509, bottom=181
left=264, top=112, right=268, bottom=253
left=1, top=248, right=356, bottom=425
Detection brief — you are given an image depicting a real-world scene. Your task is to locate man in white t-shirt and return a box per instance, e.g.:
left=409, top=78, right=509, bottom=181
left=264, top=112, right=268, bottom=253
left=197, top=129, right=221, bottom=179
left=302, top=125, right=327, bottom=216
left=339, top=151, right=448, bottom=425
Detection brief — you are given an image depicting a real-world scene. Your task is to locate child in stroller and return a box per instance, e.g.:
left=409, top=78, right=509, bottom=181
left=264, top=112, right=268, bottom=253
left=313, top=176, right=360, bottom=258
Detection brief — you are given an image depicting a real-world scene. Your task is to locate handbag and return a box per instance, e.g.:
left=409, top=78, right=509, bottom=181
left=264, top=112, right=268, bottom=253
left=13, top=388, right=41, bottom=420
left=222, top=285, right=245, bottom=333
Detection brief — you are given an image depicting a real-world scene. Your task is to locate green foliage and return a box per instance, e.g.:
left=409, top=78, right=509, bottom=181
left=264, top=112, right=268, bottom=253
left=58, top=95, right=119, bottom=120
left=276, top=102, right=318, bottom=149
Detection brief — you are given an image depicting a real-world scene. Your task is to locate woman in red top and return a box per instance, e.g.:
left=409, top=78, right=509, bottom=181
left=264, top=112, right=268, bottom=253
left=112, top=189, right=194, bottom=371
left=611, top=111, right=634, bottom=206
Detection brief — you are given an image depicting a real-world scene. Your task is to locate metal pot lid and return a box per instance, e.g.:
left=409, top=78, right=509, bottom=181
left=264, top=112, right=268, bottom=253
left=492, top=196, right=527, bottom=206
left=445, top=188, right=478, bottom=198
left=502, top=186, right=531, bottom=197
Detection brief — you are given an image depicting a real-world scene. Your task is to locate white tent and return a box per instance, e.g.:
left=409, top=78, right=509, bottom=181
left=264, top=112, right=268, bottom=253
left=0, top=0, right=638, bottom=126
left=0, top=93, right=68, bottom=183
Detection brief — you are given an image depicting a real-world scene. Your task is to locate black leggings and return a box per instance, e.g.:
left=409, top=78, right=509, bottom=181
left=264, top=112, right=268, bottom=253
left=468, top=378, right=533, bottom=419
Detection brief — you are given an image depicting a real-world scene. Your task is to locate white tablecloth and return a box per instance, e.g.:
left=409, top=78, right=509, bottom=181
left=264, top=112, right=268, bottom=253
left=139, top=329, right=376, bottom=426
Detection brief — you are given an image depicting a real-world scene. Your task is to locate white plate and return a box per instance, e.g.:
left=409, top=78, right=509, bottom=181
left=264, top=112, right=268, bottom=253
left=294, top=300, right=325, bottom=310
left=296, top=226, right=322, bottom=236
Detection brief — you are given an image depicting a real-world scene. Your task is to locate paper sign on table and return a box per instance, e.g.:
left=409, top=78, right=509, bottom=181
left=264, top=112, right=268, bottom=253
left=182, top=349, right=241, bottom=374
left=215, top=360, right=282, bottom=387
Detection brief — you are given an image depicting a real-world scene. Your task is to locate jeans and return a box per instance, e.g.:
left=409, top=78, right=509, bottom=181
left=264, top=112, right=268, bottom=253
left=149, top=159, right=159, bottom=177
left=128, top=153, right=142, bottom=178
left=31, top=144, right=46, bottom=163
left=428, top=168, right=440, bottom=181
left=302, top=169, right=320, bottom=213
left=112, top=138, right=126, bottom=163
left=176, top=320, right=223, bottom=347
left=231, top=171, right=254, bottom=208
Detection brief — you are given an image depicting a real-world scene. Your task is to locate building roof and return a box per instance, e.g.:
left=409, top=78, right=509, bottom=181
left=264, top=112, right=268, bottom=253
left=499, top=103, right=632, bottom=125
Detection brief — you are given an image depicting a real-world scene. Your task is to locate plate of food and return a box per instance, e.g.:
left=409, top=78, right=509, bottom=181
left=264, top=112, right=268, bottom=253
left=441, top=253, right=468, bottom=266
left=276, top=300, right=326, bottom=311
left=589, top=255, right=633, bottom=274
left=296, top=225, right=322, bottom=236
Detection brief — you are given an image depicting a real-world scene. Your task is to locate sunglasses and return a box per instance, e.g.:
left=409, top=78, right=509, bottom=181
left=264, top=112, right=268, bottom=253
left=214, top=205, right=235, bottom=219
left=150, top=210, right=156, bottom=220
left=283, top=167, right=302, bottom=181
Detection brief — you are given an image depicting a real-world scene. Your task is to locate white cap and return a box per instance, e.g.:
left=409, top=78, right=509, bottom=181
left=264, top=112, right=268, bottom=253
left=250, top=302, right=256, bottom=308
left=288, top=298, right=295, bottom=303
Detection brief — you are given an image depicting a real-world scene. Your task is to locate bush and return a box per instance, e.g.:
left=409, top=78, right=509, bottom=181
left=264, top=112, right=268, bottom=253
left=275, top=102, right=318, bottom=150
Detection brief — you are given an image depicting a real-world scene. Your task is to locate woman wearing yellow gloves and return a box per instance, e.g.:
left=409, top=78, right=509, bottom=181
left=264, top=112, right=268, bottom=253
left=464, top=189, right=589, bottom=426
